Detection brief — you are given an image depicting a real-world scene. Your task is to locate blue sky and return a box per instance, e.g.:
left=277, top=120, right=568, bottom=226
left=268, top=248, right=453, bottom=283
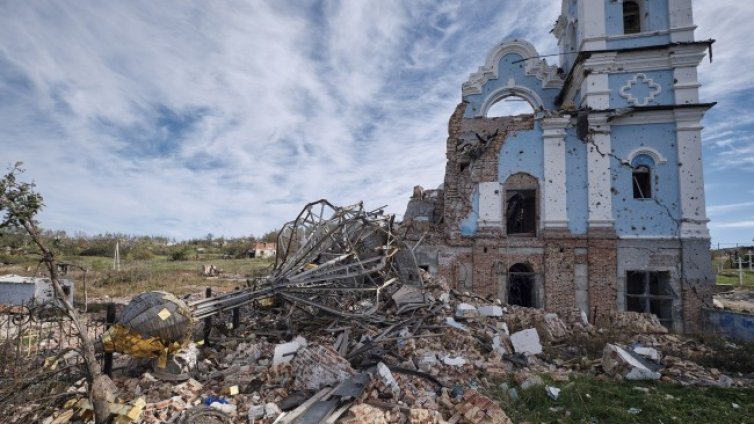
left=0, top=1, right=752, bottom=246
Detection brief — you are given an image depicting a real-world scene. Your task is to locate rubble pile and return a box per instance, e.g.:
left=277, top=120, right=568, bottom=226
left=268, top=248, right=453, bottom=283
left=2, top=201, right=752, bottom=423
left=8, top=279, right=750, bottom=424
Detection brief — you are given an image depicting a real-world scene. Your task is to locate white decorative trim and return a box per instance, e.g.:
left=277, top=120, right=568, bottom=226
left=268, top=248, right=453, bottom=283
left=627, top=147, right=667, bottom=164
left=542, top=117, right=570, bottom=228
left=619, top=73, right=661, bottom=106
left=462, top=40, right=563, bottom=96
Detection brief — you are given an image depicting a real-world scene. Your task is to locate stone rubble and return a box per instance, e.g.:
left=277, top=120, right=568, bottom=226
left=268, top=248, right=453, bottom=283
left=7, top=278, right=753, bottom=424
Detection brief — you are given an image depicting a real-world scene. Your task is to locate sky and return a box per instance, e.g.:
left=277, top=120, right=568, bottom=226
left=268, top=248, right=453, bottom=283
left=0, top=1, right=752, bottom=246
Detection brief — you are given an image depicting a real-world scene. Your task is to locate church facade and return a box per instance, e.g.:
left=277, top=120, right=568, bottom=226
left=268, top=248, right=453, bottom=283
left=406, top=0, right=715, bottom=333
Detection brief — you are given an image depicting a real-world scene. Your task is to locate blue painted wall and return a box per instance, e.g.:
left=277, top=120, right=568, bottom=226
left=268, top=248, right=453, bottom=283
left=463, top=52, right=560, bottom=118
left=498, top=122, right=544, bottom=183
left=604, top=0, right=670, bottom=49
left=609, top=71, right=675, bottom=108
left=565, top=129, right=588, bottom=234
left=610, top=123, right=681, bottom=237
left=459, top=186, right=479, bottom=236
left=705, top=309, right=754, bottom=342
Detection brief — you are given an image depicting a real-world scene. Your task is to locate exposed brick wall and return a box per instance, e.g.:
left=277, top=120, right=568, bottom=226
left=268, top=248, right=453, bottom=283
left=587, top=231, right=618, bottom=320
left=543, top=240, right=578, bottom=312
left=443, top=103, right=535, bottom=242
left=682, top=284, right=712, bottom=334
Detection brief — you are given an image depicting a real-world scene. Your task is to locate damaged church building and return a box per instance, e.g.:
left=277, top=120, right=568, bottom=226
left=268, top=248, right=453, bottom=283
left=404, top=0, right=715, bottom=333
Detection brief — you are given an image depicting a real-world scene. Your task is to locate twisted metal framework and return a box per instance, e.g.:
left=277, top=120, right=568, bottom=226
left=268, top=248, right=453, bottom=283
left=190, top=200, right=421, bottom=320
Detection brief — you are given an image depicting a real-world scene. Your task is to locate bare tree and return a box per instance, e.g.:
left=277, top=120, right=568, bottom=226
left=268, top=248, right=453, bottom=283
left=0, top=163, right=113, bottom=423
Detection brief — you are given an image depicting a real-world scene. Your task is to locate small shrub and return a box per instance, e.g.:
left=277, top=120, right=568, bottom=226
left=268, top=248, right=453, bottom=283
left=170, top=248, right=190, bottom=261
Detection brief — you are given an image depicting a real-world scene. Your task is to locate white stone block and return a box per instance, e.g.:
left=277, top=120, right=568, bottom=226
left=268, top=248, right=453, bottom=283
left=478, top=305, right=503, bottom=317
left=510, top=328, right=543, bottom=355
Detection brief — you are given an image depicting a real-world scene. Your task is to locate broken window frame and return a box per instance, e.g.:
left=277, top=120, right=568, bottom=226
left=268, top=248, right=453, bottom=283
left=623, top=1, right=642, bottom=34
left=504, top=173, right=539, bottom=236
left=505, top=189, right=537, bottom=235
left=632, top=165, right=652, bottom=199
left=625, top=270, right=674, bottom=327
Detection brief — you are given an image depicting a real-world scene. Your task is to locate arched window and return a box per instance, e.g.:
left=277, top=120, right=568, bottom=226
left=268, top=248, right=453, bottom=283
left=632, top=165, right=651, bottom=199
left=623, top=1, right=641, bottom=34
left=486, top=95, right=535, bottom=117
left=504, top=173, right=538, bottom=235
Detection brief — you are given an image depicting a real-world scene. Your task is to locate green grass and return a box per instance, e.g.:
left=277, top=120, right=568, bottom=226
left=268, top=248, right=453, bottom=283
left=716, top=270, right=754, bottom=287
left=491, top=375, right=754, bottom=424
left=0, top=255, right=275, bottom=301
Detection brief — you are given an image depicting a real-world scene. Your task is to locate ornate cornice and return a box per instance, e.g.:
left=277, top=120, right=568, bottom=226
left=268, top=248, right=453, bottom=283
left=462, top=40, right=563, bottom=96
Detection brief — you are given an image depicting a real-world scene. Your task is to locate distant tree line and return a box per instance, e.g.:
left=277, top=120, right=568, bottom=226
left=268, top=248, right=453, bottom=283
left=0, top=226, right=280, bottom=262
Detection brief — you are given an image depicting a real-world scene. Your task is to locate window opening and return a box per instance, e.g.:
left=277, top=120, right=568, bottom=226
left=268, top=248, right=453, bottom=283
left=486, top=96, right=535, bottom=117
left=506, top=190, right=536, bottom=234
left=508, top=263, right=535, bottom=307
left=623, top=1, right=641, bottom=34
left=625, top=271, right=673, bottom=327
left=632, top=165, right=651, bottom=199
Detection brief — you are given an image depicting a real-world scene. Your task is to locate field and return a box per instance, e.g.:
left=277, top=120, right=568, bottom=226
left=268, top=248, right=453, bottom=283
left=0, top=254, right=275, bottom=303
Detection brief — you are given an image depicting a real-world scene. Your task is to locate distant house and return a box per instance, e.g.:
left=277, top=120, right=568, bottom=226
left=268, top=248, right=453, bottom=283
left=248, top=242, right=277, bottom=259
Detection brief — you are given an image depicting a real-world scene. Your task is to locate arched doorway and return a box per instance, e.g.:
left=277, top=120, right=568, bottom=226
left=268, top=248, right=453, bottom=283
left=508, top=263, right=535, bottom=307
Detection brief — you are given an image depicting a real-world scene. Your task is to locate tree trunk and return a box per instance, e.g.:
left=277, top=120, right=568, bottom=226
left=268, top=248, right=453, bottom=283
left=23, top=222, right=112, bottom=423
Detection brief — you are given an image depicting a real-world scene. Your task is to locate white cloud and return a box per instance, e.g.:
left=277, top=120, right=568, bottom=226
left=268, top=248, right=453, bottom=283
left=710, top=221, right=754, bottom=229
left=707, top=201, right=754, bottom=215
left=0, top=0, right=749, bottom=246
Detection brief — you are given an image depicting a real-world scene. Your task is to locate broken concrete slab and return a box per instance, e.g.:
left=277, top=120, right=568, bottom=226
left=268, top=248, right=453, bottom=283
left=273, top=340, right=303, bottom=365
left=602, top=344, right=661, bottom=381
left=631, top=345, right=661, bottom=362
left=510, top=328, right=542, bottom=355
left=478, top=305, right=503, bottom=317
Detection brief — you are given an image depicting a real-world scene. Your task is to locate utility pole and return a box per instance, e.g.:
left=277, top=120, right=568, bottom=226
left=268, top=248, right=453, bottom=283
left=747, top=249, right=754, bottom=272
